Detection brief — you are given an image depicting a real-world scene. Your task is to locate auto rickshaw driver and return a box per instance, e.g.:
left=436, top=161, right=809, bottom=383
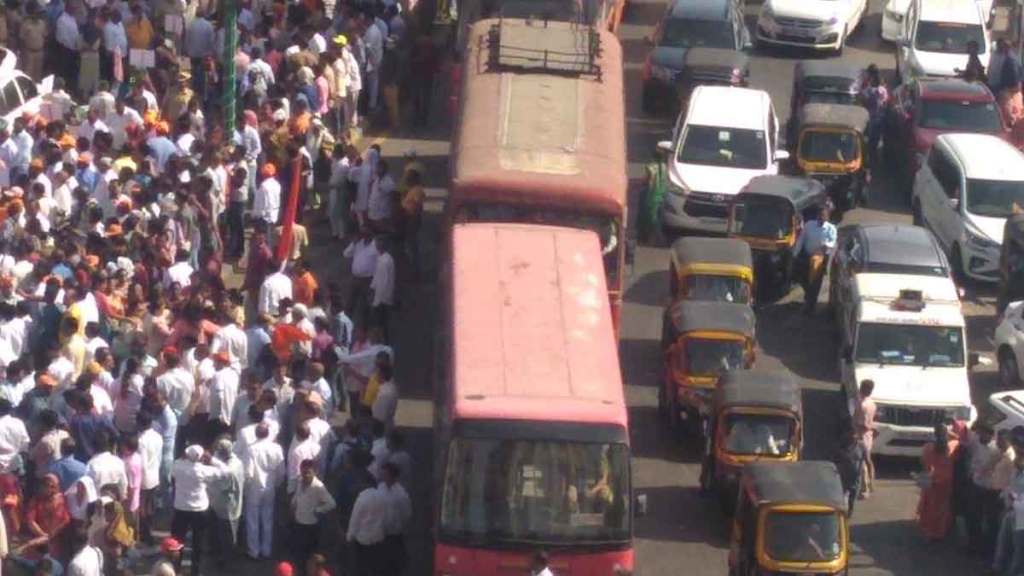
left=793, top=205, right=837, bottom=314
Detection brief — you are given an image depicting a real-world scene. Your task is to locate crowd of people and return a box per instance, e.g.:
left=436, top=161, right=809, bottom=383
left=0, top=0, right=434, bottom=572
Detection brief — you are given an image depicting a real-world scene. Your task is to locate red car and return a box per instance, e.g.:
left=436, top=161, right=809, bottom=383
left=883, top=78, right=1008, bottom=193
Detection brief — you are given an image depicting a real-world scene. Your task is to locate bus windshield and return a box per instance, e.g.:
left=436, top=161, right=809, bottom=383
left=440, top=438, right=631, bottom=545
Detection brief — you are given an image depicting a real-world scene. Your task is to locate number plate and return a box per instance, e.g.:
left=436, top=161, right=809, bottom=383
left=781, top=26, right=811, bottom=37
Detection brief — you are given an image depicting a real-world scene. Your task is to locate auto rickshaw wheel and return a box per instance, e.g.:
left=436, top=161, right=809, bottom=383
left=1000, top=347, right=1021, bottom=388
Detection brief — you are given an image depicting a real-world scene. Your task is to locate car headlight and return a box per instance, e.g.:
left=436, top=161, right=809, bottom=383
left=966, top=228, right=1000, bottom=251
left=825, top=16, right=839, bottom=25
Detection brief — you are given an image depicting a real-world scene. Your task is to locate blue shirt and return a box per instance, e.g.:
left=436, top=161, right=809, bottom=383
left=48, top=455, right=87, bottom=491
left=68, top=413, right=118, bottom=461
left=793, top=219, right=837, bottom=257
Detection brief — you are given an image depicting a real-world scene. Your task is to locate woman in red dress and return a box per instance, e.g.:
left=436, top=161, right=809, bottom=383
left=917, top=423, right=959, bottom=541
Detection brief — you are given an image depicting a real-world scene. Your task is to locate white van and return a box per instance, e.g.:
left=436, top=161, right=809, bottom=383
left=896, top=0, right=990, bottom=84
left=912, top=133, right=1024, bottom=282
left=0, top=49, right=53, bottom=126
left=658, top=85, right=788, bottom=235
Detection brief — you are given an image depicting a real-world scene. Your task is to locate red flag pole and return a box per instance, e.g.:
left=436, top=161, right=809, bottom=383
left=275, top=156, right=302, bottom=263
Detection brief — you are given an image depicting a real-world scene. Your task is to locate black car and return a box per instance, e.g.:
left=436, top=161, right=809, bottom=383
left=642, top=0, right=751, bottom=114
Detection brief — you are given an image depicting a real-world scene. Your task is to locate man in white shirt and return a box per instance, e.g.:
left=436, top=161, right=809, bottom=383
left=165, top=251, right=195, bottom=290
left=367, top=160, right=395, bottom=227
left=344, top=230, right=379, bottom=324
left=371, top=364, right=398, bottom=431
left=86, top=432, right=128, bottom=500
left=290, top=459, right=336, bottom=568
left=170, top=445, right=227, bottom=572
left=243, top=423, right=283, bottom=559
left=67, top=528, right=104, bottom=576
left=287, top=421, right=321, bottom=493
left=105, top=100, right=142, bottom=151
left=209, top=351, right=240, bottom=440
left=347, top=470, right=387, bottom=575
left=55, top=7, right=80, bottom=88
left=137, top=412, right=163, bottom=543
left=361, top=9, right=383, bottom=111
left=253, top=165, right=281, bottom=227
left=0, top=400, right=28, bottom=474
left=156, top=348, right=195, bottom=421
left=370, top=237, right=395, bottom=342
left=379, top=462, right=412, bottom=575
left=259, top=266, right=293, bottom=317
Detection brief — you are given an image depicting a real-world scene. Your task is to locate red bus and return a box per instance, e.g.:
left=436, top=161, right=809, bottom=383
left=450, top=17, right=628, bottom=327
left=433, top=222, right=633, bottom=575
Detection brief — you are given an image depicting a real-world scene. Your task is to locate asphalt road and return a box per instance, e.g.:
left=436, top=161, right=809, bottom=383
left=305, top=0, right=1013, bottom=574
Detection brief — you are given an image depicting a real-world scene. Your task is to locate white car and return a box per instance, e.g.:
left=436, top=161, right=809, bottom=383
left=658, top=85, right=788, bottom=235
left=912, top=133, right=1024, bottom=282
left=996, top=301, right=1024, bottom=387
left=883, top=0, right=993, bottom=42
left=989, top=388, right=1024, bottom=434
left=755, top=0, right=867, bottom=53
left=0, top=49, right=53, bottom=127
left=896, top=0, right=990, bottom=84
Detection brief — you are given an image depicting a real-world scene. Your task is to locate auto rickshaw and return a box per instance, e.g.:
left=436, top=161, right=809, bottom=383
left=669, top=237, right=754, bottom=305
left=701, top=371, right=802, bottom=510
left=659, top=300, right=756, bottom=436
left=786, top=61, right=862, bottom=144
left=727, top=175, right=828, bottom=302
left=791, top=103, right=870, bottom=217
left=999, top=212, right=1024, bottom=314
left=729, top=461, right=849, bottom=576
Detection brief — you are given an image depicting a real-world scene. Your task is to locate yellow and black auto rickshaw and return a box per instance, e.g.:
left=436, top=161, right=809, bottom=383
left=659, top=300, right=756, bottom=436
left=669, top=237, right=754, bottom=305
left=729, top=461, right=849, bottom=576
left=792, top=102, right=869, bottom=218
left=701, top=371, right=802, bottom=510
left=728, top=175, right=828, bottom=302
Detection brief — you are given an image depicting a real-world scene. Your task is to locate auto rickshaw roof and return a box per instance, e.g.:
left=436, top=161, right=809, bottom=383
left=797, top=103, right=869, bottom=132
left=670, top=236, right=753, bottom=270
left=714, top=371, right=802, bottom=414
left=738, top=175, right=827, bottom=210
left=744, top=461, right=846, bottom=511
left=794, top=60, right=861, bottom=92
left=668, top=300, right=756, bottom=336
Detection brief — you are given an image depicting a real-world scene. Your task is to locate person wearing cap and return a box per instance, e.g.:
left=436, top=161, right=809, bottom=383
left=170, top=444, right=228, bottom=573
left=153, top=536, right=183, bottom=576
left=208, top=350, right=239, bottom=444
left=209, top=437, right=244, bottom=570
left=254, top=162, right=282, bottom=229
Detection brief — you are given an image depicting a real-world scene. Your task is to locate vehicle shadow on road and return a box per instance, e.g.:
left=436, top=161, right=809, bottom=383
left=755, top=301, right=841, bottom=382
left=634, top=485, right=732, bottom=547
left=624, top=269, right=670, bottom=308
left=848, top=518, right=986, bottom=575
left=628, top=404, right=704, bottom=464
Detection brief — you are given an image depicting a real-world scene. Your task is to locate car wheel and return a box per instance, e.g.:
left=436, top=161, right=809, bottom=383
left=912, top=200, right=923, bottom=226
left=642, top=83, right=657, bottom=115
left=1000, top=347, right=1022, bottom=388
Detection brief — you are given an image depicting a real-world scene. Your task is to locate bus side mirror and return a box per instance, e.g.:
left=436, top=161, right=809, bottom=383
left=657, top=140, right=674, bottom=156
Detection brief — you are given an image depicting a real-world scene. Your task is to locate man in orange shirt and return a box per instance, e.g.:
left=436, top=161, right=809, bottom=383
left=292, top=262, right=318, bottom=307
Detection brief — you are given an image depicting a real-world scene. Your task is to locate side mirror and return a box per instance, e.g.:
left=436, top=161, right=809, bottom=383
left=635, top=492, right=648, bottom=516
left=969, top=352, right=980, bottom=370
left=657, top=140, right=674, bottom=156
left=841, top=346, right=853, bottom=363
left=949, top=197, right=960, bottom=210
left=775, top=149, right=790, bottom=162
left=743, top=38, right=753, bottom=51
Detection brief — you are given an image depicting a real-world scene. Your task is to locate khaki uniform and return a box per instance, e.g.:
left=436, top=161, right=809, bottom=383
left=18, top=17, right=46, bottom=82
left=161, top=86, right=194, bottom=122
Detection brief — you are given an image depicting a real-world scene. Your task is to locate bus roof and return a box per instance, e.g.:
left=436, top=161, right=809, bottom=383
left=450, top=222, right=627, bottom=429
left=451, top=18, right=627, bottom=217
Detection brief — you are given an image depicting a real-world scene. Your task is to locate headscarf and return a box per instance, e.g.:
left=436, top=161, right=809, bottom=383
left=65, top=476, right=97, bottom=521
left=185, top=444, right=204, bottom=461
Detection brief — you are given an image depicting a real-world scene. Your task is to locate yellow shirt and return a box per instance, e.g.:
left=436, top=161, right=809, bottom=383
left=361, top=373, right=381, bottom=408
left=126, top=17, right=154, bottom=50
left=401, top=185, right=424, bottom=217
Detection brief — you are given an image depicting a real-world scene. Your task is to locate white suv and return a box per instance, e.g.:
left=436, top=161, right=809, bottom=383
left=996, top=301, right=1024, bottom=387
left=896, top=0, right=990, bottom=84
left=658, top=86, right=788, bottom=235
left=912, top=133, right=1024, bottom=282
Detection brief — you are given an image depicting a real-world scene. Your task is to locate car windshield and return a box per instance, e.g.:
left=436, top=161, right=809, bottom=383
left=919, top=100, right=1002, bottom=131
left=683, top=275, right=751, bottom=304
left=764, top=511, right=842, bottom=563
left=855, top=323, right=965, bottom=367
left=684, top=338, right=746, bottom=376
left=661, top=18, right=735, bottom=49
left=799, top=130, right=860, bottom=163
left=439, top=437, right=630, bottom=544
left=678, top=125, right=768, bottom=169
left=965, top=179, right=1024, bottom=218
left=732, top=198, right=795, bottom=239
left=723, top=414, right=794, bottom=456
left=914, top=21, right=985, bottom=54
